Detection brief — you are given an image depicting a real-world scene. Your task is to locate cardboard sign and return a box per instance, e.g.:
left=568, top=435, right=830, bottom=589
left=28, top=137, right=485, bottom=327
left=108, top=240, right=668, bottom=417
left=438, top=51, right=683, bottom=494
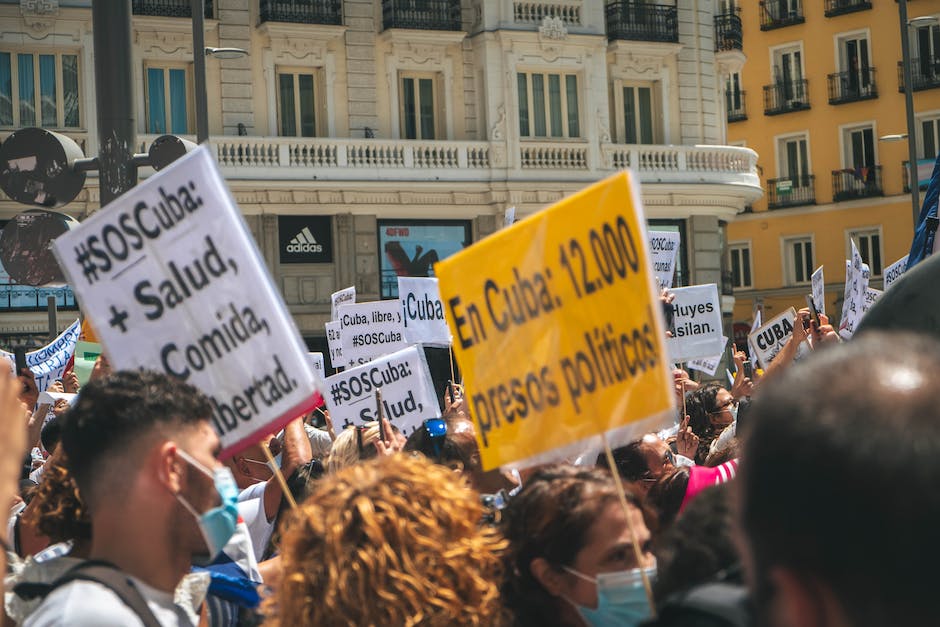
left=749, top=307, right=798, bottom=369
left=72, top=340, right=102, bottom=386
left=322, top=345, right=440, bottom=435
left=308, top=352, right=325, bottom=380
left=337, top=300, right=407, bottom=368
left=325, top=321, right=344, bottom=369
left=648, top=230, right=681, bottom=289
left=398, top=277, right=450, bottom=347
left=330, top=286, right=356, bottom=322
left=52, top=147, right=319, bottom=456
left=687, top=335, right=728, bottom=376
left=435, top=171, right=674, bottom=470
left=811, top=266, right=826, bottom=316
left=883, top=255, right=909, bottom=291
left=666, top=284, right=723, bottom=363
left=1, top=319, right=81, bottom=392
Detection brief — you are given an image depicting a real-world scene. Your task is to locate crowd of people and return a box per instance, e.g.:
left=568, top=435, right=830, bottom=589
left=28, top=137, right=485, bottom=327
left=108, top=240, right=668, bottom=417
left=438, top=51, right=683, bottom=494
left=0, top=297, right=935, bottom=627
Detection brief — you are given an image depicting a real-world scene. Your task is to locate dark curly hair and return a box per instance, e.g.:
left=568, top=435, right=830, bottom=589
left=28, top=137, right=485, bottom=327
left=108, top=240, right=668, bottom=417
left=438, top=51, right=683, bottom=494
left=685, top=383, right=726, bottom=464
left=22, top=451, right=91, bottom=544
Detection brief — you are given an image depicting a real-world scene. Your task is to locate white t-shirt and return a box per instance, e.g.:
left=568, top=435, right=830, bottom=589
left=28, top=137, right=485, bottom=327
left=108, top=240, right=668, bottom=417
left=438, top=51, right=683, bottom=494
left=237, top=483, right=275, bottom=562
left=24, top=576, right=198, bottom=627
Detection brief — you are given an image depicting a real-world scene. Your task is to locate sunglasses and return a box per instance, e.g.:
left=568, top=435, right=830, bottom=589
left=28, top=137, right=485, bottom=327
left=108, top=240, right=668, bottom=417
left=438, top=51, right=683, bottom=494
left=424, top=418, right=447, bottom=460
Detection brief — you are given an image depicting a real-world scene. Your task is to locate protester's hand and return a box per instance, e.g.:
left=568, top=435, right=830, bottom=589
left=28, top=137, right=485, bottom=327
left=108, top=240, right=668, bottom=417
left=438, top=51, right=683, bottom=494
left=18, top=367, right=39, bottom=409
left=322, top=408, right=336, bottom=442
left=675, top=415, right=699, bottom=459
left=813, top=323, right=840, bottom=349
left=660, top=287, right=675, bottom=306
left=732, top=346, right=747, bottom=370
left=62, top=368, right=80, bottom=394
left=0, top=364, right=27, bottom=497
left=443, top=384, right=467, bottom=418
left=47, top=379, right=64, bottom=394
left=89, top=353, right=111, bottom=382
left=52, top=399, right=70, bottom=418
left=373, top=418, right=406, bottom=456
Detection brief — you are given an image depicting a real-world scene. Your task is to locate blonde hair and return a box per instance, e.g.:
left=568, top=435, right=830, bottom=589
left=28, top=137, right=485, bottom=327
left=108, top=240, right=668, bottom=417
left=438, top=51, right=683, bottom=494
left=327, top=421, right=381, bottom=473
left=264, top=454, right=508, bottom=627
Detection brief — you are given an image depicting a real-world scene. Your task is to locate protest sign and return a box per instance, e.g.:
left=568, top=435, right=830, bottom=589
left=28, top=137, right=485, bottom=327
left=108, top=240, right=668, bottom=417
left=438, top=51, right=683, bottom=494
left=330, top=286, right=355, bottom=322
left=666, top=284, right=723, bottom=363
left=648, top=230, right=681, bottom=289
left=883, top=255, right=909, bottom=291
left=504, top=206, right=516, bottom=228
left=308, top=352, right=325, bottom=380
left=1, top=319, right=80, bottom=392
left=839, top=244, right=864, bottom=340
left=325, top=321, right=344, bottom=369
left=338, top=300, right=407, bottom=368
left=749, top=308, right=799, bottom=369
left=748, top=310, right=761, bottom=371
left=398, top=277, right=450, bottom=347
left=322, top=345, right=439, bottom=435
left=811, top=266, right=825, bottom=316
left=687, top=336, right=728, bottom=376
left=72, top=340, right=102, bottom=386
left=51, top=147, right=319, bottom=456
left=38, top=390, right=76, bottom=407
left=862, top=287, right=882, bottom=315
left=436, top=171, right=674, bottom=470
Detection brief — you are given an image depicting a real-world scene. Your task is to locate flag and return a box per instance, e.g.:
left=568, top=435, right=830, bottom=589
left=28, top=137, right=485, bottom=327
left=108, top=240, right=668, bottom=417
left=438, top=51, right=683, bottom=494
left=906, top=151, right=940, bottom=271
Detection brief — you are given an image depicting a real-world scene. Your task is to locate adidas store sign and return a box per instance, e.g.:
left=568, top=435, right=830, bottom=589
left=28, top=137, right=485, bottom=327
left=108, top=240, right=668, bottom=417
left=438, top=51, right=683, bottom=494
left=278, top=216, right=332, bottom=264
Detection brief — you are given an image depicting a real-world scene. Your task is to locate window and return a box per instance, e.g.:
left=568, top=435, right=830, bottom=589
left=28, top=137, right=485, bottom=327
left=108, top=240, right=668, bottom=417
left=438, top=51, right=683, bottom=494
left=849, top=229, right=882, bottom=276
left=622, top=84, right=655, bottom=144
left=772, top=46, right=805, bottom=100
left=784, top=236, right=814, bottom=285
left=518, top=71, right=580, bottom=138
left=400, top=73, right=438, bottom=140
left=837, top=33, right=871, bottom=88
left=914, top=22, right=939, bottom=70
left=726, top=72, right=743, bottom=109
left=145, top=64, right=191, bottom=134
left=278, top=69, right=320, bottom=137
left=0, top=51, right=80, bottom=128
left=843, top=125, right=875, bottom=169
left=730, top=242, right=752, bottom=289
left=919, top=115, right=940, bottom=160
left=777, top=134, right=810, bottom=185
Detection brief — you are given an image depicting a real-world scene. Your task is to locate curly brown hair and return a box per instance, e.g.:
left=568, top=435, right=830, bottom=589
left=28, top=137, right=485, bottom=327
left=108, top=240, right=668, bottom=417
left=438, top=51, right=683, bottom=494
left=264, top=454, right=509, bottom=627
left=22, top=451, right=91, bottom=543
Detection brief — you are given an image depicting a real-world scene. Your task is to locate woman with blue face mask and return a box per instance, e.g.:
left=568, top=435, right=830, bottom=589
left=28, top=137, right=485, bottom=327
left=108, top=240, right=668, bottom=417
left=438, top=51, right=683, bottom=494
left=501, top=465, right=657, bottom=627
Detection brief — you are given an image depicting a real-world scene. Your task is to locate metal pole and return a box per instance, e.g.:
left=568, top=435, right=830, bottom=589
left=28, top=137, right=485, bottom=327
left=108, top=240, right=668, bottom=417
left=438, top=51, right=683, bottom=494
left=192, top=0, right=209, bottom=144
left=899, top=0, right=921, bottom=229
left=92, top=0, right=137, bottom=207
left=46, top=296, right=57, bottom=342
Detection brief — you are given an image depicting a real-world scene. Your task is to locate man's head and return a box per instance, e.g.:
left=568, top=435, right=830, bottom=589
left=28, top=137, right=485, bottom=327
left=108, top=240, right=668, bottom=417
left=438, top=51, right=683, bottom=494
left=597, top=433, right=675, bottom=496
left=738, top=332, right=940, bottom=627
left=227, top=434, right=280, bottom=489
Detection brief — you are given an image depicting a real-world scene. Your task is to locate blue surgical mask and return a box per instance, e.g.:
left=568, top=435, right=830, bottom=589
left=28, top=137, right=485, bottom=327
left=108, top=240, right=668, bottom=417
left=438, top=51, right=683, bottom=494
left=176, top=449, right=240, bottom=559
left=563, top=563, right=657, bottom=627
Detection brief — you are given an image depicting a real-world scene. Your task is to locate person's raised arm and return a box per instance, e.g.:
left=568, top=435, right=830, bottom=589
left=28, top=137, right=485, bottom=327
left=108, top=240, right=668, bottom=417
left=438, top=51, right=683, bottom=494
left=262, top=418, right=312, bottom=520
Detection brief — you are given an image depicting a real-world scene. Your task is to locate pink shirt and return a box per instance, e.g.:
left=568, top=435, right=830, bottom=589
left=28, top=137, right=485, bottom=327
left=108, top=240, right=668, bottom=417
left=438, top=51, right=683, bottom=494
left=680, top=459, right=739, bottom=512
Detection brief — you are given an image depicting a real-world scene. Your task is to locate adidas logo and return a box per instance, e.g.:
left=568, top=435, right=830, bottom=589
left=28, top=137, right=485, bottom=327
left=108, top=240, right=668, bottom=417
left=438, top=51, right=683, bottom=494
left=286, top=227, right=324, bottom=253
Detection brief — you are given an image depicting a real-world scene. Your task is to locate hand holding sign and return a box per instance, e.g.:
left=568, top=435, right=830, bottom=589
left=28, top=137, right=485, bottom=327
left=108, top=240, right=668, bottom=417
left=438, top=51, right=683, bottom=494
left=675, top=415, right=699, bottom=460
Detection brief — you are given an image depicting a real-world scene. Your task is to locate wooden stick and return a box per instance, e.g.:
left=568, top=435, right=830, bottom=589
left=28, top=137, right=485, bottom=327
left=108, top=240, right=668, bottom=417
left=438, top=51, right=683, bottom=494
left=376, top=389, right=388, bottom=444
left=261, top=444, right=297, bottom=509
left=448, top=343, right=457, bottom=388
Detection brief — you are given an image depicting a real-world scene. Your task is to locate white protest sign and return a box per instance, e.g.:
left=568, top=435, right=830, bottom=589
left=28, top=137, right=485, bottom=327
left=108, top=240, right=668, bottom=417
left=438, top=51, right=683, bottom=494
left=648, top=230, right=681, bottom=289
left=331, top=286, right=356, bottom=322
left=398, top=277, right=450, bottom=347
left=325, top=321, right=344, bottom=369
left=748, top=310, right=761, bottom=371
left=749, top=307, right=799, bottom=369
left=838, top=242, right=865, bottom=340
left=322, top=345, right=440, bottom=435
left=666, top=284, right=723, bottom=362
left=51, top=147, right=319, bottom=457
left=37, top=391, right=77, bottom=407
left=504, top=206, right=516, bottom=228
left=338, top=300, right=407, bottom=368
left=687, top=335, right=728, bottom=376
left=883, top=255, right=909, bottom=291
left=811, top=266, right=826, bottom=316
left=862, top=287, right=882, bottom=315
left=308, top=352, right=325, bottom=380
left=1, top=319, right=81, bottom=392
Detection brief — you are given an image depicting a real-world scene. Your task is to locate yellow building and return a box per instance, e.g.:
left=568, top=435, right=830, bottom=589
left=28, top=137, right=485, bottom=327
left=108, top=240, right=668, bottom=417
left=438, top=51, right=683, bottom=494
left=725, top=0, right=940, bottom=332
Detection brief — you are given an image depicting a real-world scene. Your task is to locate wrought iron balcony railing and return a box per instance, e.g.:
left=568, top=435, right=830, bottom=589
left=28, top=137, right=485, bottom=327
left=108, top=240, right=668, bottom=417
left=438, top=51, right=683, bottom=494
left=605, top=1, right=679, bottom=43
left=824, top=0, right=871, bottom=17
left=715, top=10, right=742, bottom=52
left=759, top=0, right=804, bottom=30
left=898, top=55, right=940, bottom=92
left=260, top=0, right=342, bottom=25
left=832, top=166, right=883, bottom=201
left=827, top=68, right=877, bottom=104
left=763, top=79, right=810, bottom=115
left=382, top=0, right=462, bottom=31
left=767, top=175, right=815, bottom=209
left=131, top=0, right=213, bottom=18
left=727, top=90, right=747, bottom=122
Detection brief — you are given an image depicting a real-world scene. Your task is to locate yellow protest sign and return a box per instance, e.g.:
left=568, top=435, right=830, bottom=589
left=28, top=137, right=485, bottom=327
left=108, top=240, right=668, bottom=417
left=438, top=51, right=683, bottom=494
left=435, top=172, right=675, bottom=469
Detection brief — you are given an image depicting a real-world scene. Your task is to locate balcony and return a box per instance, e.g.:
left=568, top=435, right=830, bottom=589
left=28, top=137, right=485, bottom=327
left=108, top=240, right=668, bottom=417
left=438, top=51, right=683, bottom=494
left=832, top=166, right=882, bottom=201
left=898, top=55, right=940, bottom=92
left=259, top=0, right=342, bottom=25
left=763, top=80, right=810, bottom=115
left=902, top=159, right=935, bottom=193
left=727, top=91, right=747, bottom=122
left=131, top=0, right=213, bottom=18
left=827, top=68, right=877, bottom=104
left=759, top=0, right=804, bottom=30
left=715, top=9, right=742, bottom=52
left=605, top=1, right=679, bottom=44
left=824, top=0, right=871, bottom=17
left=382, top=0, right=462, bottom=31
left=513, top=1, right=584, bottom=27
left=767, top=175, right=815, bottom=209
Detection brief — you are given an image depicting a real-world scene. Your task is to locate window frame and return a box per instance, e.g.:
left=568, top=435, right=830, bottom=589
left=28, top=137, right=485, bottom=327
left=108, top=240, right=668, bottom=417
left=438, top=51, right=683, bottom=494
left=775, top=131, right=812, bottom=184
left=781, top=234, right=815, bottom=286
left=398, top=71, right=441, bottom=141
left=839, top=121, right=878, bottom=169
left=916, top=111, right=940, bottom=161
left=143, top=61, right=194, bottom=136
left=846, top=227, right=884, bottom=277
left=0, top=49, right=82, bottom=129
left=517, top=70, right=581, bottom=140
left=276, top=66, right=324, bottom=138
left=614, top=80, right=660, bottom=145
left=729, top=241, right=753, bottom=289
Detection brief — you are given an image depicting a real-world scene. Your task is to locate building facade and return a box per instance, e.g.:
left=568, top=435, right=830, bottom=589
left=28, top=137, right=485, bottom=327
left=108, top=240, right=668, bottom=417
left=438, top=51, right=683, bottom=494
left=0, top=0, right=760, bottom=362
left=725, top=0, right=940, bottom=334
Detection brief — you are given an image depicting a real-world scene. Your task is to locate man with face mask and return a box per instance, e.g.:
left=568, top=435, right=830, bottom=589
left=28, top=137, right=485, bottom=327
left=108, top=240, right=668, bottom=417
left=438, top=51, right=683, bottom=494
left=26, top=370, right=236, bottom=627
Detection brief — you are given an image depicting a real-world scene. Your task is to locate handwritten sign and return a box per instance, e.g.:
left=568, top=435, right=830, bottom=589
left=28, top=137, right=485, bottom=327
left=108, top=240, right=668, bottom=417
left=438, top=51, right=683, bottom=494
left=325, top=321, right=344, bottom=371
left=838, top=243, right=865, bottom=340
left=398, top=277, right=450, bottom=347
left=883, top=255, right=909, bottom=291
left=749, top=308, right=798, bottom=369
left=811, top=266, right=825, bottom=316
left=338, top=300, right=407, bottom=368
left=331, top=286, right=356, bottom=321
left=666, top=284, right=723, bottom=363
left=322, top=345, right=439, bottom=435
left=687, top=336, right=728, bottom=376
left=1, top=319, right=81, bottom=392
left=308, top=352, right=325, bottom=380
left=862, top=287, right=882, bottom=315
left=648, top=230, right=681, bottom=289
left=436, top=172, right=674, bottom=469
left=52, top=147, right=319, bottom=456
